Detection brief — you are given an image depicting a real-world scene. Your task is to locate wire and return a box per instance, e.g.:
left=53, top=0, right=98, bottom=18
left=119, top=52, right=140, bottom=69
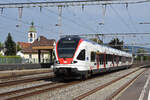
left=110, top=5, right=133, bottom=32
left=0, top=11, right=57, bottom=32
left=27, top=0, right=97, bottom=34
left=0, top=13, right=58, bottom=42
left=125, top=6, right=138, bottom=32
left=45, top=7, right=97, bottom=33
left=66, top=6, right=97, bottom=33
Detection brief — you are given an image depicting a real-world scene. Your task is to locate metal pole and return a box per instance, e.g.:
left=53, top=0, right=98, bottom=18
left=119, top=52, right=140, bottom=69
left=17, top=7, right=23, bottom=27
left=58, top=6, right=62, bottom=37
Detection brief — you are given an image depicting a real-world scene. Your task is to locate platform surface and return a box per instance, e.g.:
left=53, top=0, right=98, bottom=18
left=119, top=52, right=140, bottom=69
left=118, top=67, right=150, bottom=100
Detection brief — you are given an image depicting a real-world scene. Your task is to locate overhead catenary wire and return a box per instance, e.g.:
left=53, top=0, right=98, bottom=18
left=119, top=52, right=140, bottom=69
left=0, top=0, right=97, bottom=40
left=0, top=14, right=56, bottom=33
left=45, top=7, right=97, bottom=33
left=0, top=0, right=150, bottom=8
left=125, top=4, right=138, bottom=32
left=0, top=0, right=150, bottom=48
left=27, top=0, right=97, bottom=34
left=110, top=5, right=133, bottom=32
left=0, top=12, right=59, bottom=42
left=66, top=6, right=105, bottom=33
left=0, top=0, right=97, bottom=39
left=65, top=6, right=98, bottom=33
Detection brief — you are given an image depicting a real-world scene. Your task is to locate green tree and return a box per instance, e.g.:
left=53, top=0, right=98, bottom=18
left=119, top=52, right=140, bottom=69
left=108, top=38, right=124, bottom=50
left=0, top=42, right=3, bottom=48
left=16, top=43, right=22, bottom=52
left=123, top=46, right=129, bottom=52
left=90, top=38, right=103, bottom=45
left=4, top=33, right=16, bottom=56
left=136, top=48, right=147, bottom=61
left=136, top=48, right=146, bottom=54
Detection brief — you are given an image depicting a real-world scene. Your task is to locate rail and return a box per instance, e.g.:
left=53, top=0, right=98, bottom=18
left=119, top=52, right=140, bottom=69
left=73, top=68, right=146, bottom=100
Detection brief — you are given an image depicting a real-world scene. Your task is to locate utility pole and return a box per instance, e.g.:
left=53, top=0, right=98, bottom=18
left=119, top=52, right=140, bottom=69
left=17, top=7, right=23, bottom=27
left=58, top=6, right=62, bottom=37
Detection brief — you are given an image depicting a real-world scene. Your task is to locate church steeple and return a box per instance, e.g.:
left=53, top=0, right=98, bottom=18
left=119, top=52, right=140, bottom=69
left=28, top=22, right=37, bottom=43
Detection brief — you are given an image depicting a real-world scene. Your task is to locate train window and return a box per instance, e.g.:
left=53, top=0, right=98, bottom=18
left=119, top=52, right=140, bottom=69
left=122, top=57, right=126, bottom=62
left=105, top=54, right=108, bottom=64
left=77, top=49, right=85, bottom=61
left=110, top=55, right=113, bottom=61
left=114, top=55, right=116, bottom=62
left=119, top=56, right=122, bottom=61
left=91, top=52, right=96, bottom=62
left=107, top=54, right=112, bottom=61
left=112, top=55, right=114, bottom=63
left=57, top=37, right=80, bottom=58
left=116, top=56, right=119, bottom=63
left=99, top=54, right=104, bottom=64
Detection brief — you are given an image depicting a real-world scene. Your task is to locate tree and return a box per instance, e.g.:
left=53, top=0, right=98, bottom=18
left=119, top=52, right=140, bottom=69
left=136, top=48, right=146, bottom=54
left=136, top=48, right=147, bottom=61
left=90, top=38, right=103, bottom=45
left=4, top=33, right=16, bottom=56
left=0, top=42, right=4, bottom=48
left=108, top=38, right=124, bottom=50
left=16, top=43, right=22, bottom=52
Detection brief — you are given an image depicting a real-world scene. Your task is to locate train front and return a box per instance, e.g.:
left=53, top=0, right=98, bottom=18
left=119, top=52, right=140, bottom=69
left=53, top=36, right=85, bottom=78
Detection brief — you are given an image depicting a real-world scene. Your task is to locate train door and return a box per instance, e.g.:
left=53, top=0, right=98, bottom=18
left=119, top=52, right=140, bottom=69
left=90, top=52, right=96, bottom=70
left=112, top=54, right=114, bottom=67
left=96, top=54, right=100, bottom=69
left=104, top=53, right=106, bottom=68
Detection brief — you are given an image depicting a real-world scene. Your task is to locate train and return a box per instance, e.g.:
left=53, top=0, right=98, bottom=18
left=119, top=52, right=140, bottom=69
left=53, top=35, right=133, bottom=80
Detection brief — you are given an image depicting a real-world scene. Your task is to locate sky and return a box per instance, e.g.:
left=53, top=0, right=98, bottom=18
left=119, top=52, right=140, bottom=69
left=0, top=0, right=150, bottom=48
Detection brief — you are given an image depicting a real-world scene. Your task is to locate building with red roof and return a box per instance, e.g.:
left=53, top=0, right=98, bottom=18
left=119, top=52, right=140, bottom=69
left=17, top=22, right=56, bottom=64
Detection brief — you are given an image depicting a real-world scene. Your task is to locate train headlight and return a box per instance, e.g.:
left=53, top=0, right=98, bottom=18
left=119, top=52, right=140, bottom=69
left=73, top=61, right=77, bottom=63
left=55, top=60, right=60, bottom=64
left=71, top=61, right=78, bottom=64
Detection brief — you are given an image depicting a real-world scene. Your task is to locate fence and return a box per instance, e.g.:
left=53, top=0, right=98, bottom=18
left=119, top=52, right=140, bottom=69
left=0, top=57, right=53, bottom=64
left=23, top=58, right=52, bottom=64
left=0, top=56, right=22, bottom=64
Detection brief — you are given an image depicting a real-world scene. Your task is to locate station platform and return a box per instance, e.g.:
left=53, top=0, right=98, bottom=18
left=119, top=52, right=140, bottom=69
left=0, top=68, right=52, bottom=78
left=118, top=66, right=150, bottom=100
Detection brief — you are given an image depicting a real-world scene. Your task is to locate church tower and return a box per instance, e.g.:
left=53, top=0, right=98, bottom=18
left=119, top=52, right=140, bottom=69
left=28, top=22, right=37, bottom=43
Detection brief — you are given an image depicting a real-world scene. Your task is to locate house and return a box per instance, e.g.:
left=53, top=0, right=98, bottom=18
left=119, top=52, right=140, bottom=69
left=18, top=36, right=55, bottom=64
left=17, top=22, right=56, bottom=64
left=17, top=42, right=31, bottom=58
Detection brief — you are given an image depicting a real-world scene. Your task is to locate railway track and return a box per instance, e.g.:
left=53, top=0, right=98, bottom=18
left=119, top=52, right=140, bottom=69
left=0, top=73, right=54, bottom=87
left=0, top=66, right=147, bottom=100
left=73, top=68, right=146, bottom=100
left=0, top=81, right=80, bottom=100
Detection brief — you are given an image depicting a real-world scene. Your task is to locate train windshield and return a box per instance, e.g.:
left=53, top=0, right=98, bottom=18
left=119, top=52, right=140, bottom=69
left=57, top=37, right=80, bottom=58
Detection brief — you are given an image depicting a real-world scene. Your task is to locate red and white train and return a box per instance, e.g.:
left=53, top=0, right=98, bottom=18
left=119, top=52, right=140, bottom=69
left=53, top=35, right=133, bottom=79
